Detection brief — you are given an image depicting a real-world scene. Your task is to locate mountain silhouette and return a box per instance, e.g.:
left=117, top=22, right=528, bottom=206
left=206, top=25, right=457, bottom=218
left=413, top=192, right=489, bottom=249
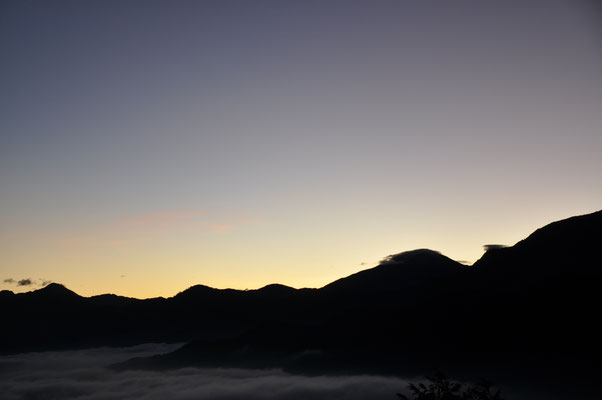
left=323, top=249, right=465, bottom=294
left=30, top=282, right=81, bottom=299
left=2, top=209, right=601, bottom=395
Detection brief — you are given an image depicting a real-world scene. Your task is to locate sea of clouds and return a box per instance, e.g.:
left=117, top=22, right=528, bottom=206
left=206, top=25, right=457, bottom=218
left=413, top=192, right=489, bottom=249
left=0, top=343, right=410, bottom=400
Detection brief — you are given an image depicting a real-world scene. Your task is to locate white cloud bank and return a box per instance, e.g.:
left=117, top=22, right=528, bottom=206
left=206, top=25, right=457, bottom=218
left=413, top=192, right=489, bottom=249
left=0, top=344, right=410, bottom=400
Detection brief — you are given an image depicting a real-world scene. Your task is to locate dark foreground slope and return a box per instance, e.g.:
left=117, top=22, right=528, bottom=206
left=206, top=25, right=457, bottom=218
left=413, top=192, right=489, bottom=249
left=2, top=210, right=601, bottom=394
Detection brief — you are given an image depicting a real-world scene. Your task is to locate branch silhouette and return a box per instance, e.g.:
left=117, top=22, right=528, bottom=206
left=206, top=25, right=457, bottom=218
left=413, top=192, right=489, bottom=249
left=396, top=372, right=503, bottom=400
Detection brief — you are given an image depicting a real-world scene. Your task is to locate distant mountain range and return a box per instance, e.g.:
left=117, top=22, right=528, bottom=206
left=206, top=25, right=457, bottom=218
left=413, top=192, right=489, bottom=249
left=2, top=210, right=601, bottom=393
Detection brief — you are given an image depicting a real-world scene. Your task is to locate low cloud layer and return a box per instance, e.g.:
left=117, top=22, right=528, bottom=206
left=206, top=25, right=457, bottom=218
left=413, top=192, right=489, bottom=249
left=0, top=344, right=409, bottom=400
left=3, top=278, right=52, bottom=289
left=0, top=344, right=574, bottom=400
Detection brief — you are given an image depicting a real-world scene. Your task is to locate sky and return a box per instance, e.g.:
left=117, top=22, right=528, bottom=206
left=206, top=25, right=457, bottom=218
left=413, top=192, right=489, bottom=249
left=1, top=0, right=601, bottom=298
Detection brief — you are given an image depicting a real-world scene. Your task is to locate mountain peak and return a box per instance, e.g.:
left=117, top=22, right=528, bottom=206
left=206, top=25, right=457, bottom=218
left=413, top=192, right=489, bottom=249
left=27, top=283, right=81, bottom=301
left=323, top=248, right=464, bottom=293
left=258, top=283, right=294, bottom=290
left=39, top=282, right=69, bottom=292
left=381, top=249, right=450, bottom=264
left=38, top=282, right=77, bottom=294
left=256, top=283, right=296, bottom=295
left=173, top=284, right=218, bottom=299
left=473, top=209, right=602, bottom=272
left=518, top=209, right=602, bottom=247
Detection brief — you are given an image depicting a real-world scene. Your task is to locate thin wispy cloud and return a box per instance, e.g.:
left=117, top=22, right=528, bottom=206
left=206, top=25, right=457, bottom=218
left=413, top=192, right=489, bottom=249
left=119, top=211, right=206, bottom=229
left=54, top=209, right=261, bottom=248
left=3, top=278, right=53, bottom=288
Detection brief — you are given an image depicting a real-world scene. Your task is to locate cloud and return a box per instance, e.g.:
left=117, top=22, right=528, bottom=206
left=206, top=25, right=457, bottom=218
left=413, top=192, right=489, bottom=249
left=0, top=344, right=410, bottom=400
left=119, top=211, right=206, bottom=229
left=483, top=244, right=508, bottom=252
left=3, top=278, right=53, bottom=288
left=0, top=344, right=572, bottom=400
left=55, top=209, right=261, bottom=248
left=206, top=223, right=234, bottom=233
left=378, top=249, right=443, bottom=265
left=117, top=210, right=251, bottom=236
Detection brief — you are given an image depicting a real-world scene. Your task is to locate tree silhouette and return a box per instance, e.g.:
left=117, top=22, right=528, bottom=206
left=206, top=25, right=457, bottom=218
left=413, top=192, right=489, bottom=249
left=462, top=379, right=503, bottom=400
left=396, top=372, right=503, bottom=400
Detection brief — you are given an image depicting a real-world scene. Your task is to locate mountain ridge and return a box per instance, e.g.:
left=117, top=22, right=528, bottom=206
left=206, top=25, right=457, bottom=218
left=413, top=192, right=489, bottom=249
left=1, top=208, right=600, bottom=392
left=10, top=249, right=466, bottom=300
left=14, top=209, right=601, bottom=300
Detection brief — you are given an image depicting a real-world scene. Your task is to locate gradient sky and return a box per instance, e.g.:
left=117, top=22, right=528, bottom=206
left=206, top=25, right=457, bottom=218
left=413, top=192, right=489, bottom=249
left=1, top=0, right=601, bottom=298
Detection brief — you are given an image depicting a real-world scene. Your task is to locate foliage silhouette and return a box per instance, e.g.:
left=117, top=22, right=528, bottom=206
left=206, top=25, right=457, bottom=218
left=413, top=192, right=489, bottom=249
left=396, top=372, right=503, bottom=400
left=462, top=379, right=503, bottom=400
